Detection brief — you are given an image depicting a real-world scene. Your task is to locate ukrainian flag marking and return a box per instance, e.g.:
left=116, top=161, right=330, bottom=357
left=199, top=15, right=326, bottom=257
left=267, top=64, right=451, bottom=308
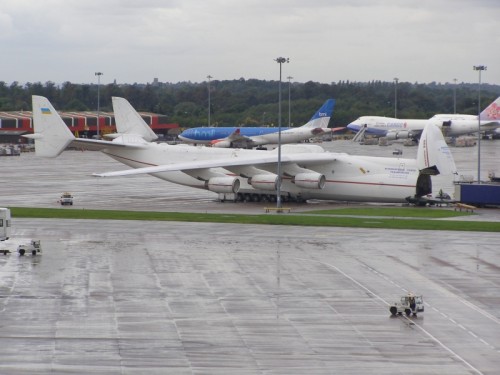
left=41, top=107, right=51, bottom=115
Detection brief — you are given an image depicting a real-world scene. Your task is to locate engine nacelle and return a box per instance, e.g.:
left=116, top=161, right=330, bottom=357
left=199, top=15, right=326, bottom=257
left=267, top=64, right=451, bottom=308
left=386, top=130, right=410, bottom=140
left=249, top=174, right=278, bottom=191
left=206, top=177, right=240, bottom=193
left=210, top=140, right=231, bottom=148
left=293, top=172, right=326, bottom=189
left=440, top=120, right=452, bottom=136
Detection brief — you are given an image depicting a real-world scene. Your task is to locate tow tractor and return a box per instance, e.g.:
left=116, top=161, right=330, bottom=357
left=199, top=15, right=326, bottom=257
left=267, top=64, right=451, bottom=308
left=1, top=239, right=42, bottom=256
left=17, top=240, right=42, bottom=256
left=390, top=293, right=424, bottom=317
left=0, top=208, right=42, bottom=256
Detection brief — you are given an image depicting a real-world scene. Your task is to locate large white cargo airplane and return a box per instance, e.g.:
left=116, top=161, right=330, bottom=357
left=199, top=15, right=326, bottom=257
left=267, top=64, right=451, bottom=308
left=348, top=96, right=500, bottom=141
left=178, top=99, right=335, bottom=148
left=26, top=96, right=457, bottom=204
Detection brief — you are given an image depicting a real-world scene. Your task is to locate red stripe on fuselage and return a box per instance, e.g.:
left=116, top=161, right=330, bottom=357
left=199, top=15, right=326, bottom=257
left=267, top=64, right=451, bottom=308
left=103, top=152, right=158, bottom=167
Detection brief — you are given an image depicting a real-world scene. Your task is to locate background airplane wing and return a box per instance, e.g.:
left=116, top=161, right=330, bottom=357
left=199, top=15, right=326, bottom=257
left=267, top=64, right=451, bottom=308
left=209, top=128, right=253, bottom=147
left=71, top=136, right=149, bottom=151
left=94, top=153, right=338, bottom=177
left=480, top=121, right=500, bottom=132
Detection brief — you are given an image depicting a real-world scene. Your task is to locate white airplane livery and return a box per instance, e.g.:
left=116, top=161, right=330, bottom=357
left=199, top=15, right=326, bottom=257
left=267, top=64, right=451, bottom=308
left=26, top=96, right=457, bottom=204
left=348, top=96, right=500, bottom=141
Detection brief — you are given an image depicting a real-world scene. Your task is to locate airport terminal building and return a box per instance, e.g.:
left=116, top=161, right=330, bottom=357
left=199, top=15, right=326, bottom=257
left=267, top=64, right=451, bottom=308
left=0, top=110, right=179, bottom=143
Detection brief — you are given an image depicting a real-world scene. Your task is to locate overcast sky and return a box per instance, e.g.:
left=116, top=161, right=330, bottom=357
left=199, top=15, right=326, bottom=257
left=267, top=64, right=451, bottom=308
left=1, top=0, right=499, bottom=86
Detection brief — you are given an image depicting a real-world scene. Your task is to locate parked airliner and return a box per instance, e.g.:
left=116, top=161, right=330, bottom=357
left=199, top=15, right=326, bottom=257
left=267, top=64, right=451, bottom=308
left=178, top=99, right=335, bottom=148
left=347, top=97, right=500, bottom=141
left=26, top=96, right=457, bottom=204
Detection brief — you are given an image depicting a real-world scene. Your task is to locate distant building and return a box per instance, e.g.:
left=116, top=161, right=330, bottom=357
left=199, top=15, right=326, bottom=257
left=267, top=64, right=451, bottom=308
left=0, top=110, right=179, bottom=143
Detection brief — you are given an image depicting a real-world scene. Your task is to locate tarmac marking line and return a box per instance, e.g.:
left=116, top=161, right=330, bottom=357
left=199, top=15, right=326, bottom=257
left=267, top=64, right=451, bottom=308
left=295, top=257, right=486, bottom=375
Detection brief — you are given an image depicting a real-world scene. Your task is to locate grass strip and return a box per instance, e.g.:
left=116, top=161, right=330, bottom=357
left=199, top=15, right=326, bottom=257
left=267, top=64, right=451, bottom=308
left=303, top=207, right=473, bottom=218
left=9, top=207, right=500, bottom=232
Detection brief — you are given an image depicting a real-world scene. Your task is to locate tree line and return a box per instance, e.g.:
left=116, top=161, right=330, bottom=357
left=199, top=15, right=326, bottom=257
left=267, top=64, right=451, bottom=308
left=1, top=79, right=499, bottom=128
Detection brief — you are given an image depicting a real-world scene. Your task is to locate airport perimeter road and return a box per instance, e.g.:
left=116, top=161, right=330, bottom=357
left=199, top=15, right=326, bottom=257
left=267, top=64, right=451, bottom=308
left=1, top=219, right=499, bottom=374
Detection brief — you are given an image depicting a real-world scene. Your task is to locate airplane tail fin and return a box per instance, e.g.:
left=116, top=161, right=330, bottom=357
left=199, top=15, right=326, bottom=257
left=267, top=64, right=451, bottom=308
left=112, top=97, right=158, bottom=142
left=417, top=123, right=457, bottom=176
left=301, top=99, right=335, bottom=128
left=479, top=96, right=500, bottom=121
left=25, top=96, right=75, bottom=157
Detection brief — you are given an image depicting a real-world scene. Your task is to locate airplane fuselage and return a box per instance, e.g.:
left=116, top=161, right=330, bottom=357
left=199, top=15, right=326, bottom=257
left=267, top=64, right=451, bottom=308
left=179, top=126, right=323, bottom=147
left=179, top=127, right=292, bottom=144
left=348, top=115, right=484, bottom=137
left=102, top=143, right=420, bottom=203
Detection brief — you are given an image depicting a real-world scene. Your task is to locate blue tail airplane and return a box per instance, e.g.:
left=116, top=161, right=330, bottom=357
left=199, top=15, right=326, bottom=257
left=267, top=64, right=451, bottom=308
left=178, top=99, right=335, bottom=148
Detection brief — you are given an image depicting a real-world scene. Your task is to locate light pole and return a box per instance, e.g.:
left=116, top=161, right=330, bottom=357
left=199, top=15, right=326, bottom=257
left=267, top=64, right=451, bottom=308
left=473, top=65, right=486, bottom=183
left=95, top=72, right=103, bottom=139
left=207, top=75, right=212, bottom=126
left=453, top=78, right=457, bottom=114
left=287, top=76, right=293, bottom=127
left=275, top=57, right=289, bottom=209
left=393, top=77, right=399, bottom=118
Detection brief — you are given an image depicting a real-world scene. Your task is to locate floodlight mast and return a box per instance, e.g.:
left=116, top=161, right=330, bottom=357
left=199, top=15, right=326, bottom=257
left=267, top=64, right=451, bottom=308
left=207, top=75, right=213, bottom=127
left=393, top=77, right=399, bottom=118
left=274, top=57, right=289, bottom=209
left=95, top=72, right=103, bottom=139
left=473, top=65, right=486, bottom=183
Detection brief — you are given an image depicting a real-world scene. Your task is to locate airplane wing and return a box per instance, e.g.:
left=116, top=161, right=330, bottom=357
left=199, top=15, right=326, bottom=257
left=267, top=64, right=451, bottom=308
left=94, top=152, right=338, bottom=177
left=311, top=127, right=332, bottom=135
left=70, top=136, right=149, bottom=151
left=480, top=121, right=500, bottom=132
left=330, top=127, right=348, bottom=133
left=209, top=128, right=254, bottom=148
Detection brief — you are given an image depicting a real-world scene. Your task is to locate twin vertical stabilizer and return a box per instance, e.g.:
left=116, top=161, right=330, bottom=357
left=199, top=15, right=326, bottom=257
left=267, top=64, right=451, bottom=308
left=26, top=96, right=75, bottom=157
left=112, top=97, right=158, bottom=142
left=417, top=123, right=457, bottom=176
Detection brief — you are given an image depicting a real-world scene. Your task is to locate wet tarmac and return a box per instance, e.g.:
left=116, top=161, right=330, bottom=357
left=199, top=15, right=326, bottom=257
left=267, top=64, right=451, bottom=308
left=1, top=142, right=500, bottom=374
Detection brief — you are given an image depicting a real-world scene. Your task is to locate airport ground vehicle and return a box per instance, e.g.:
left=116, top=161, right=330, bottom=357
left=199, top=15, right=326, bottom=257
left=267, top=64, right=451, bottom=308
left=0, top=208, right=42, bottom=256
left=0, top=207, right=11, bottom=241
left=60, top=192, right=74, bottom=205
left=389, top=293, right=424, bottom=317
left=17, top=240, right=42, bottom=256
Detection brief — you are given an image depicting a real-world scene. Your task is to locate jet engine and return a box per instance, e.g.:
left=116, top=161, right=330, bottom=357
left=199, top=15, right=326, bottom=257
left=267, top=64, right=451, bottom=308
left=440, top=120, right=452, bottom=136
left=249, top=174, right=278, bottom=191
left=206, top=177, right=240, bottom=193
left=293, top=172, right=326, bottom=189
left=210, top=140, right=231, bottom=148
left=386, top=131, right=411, bottom=140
